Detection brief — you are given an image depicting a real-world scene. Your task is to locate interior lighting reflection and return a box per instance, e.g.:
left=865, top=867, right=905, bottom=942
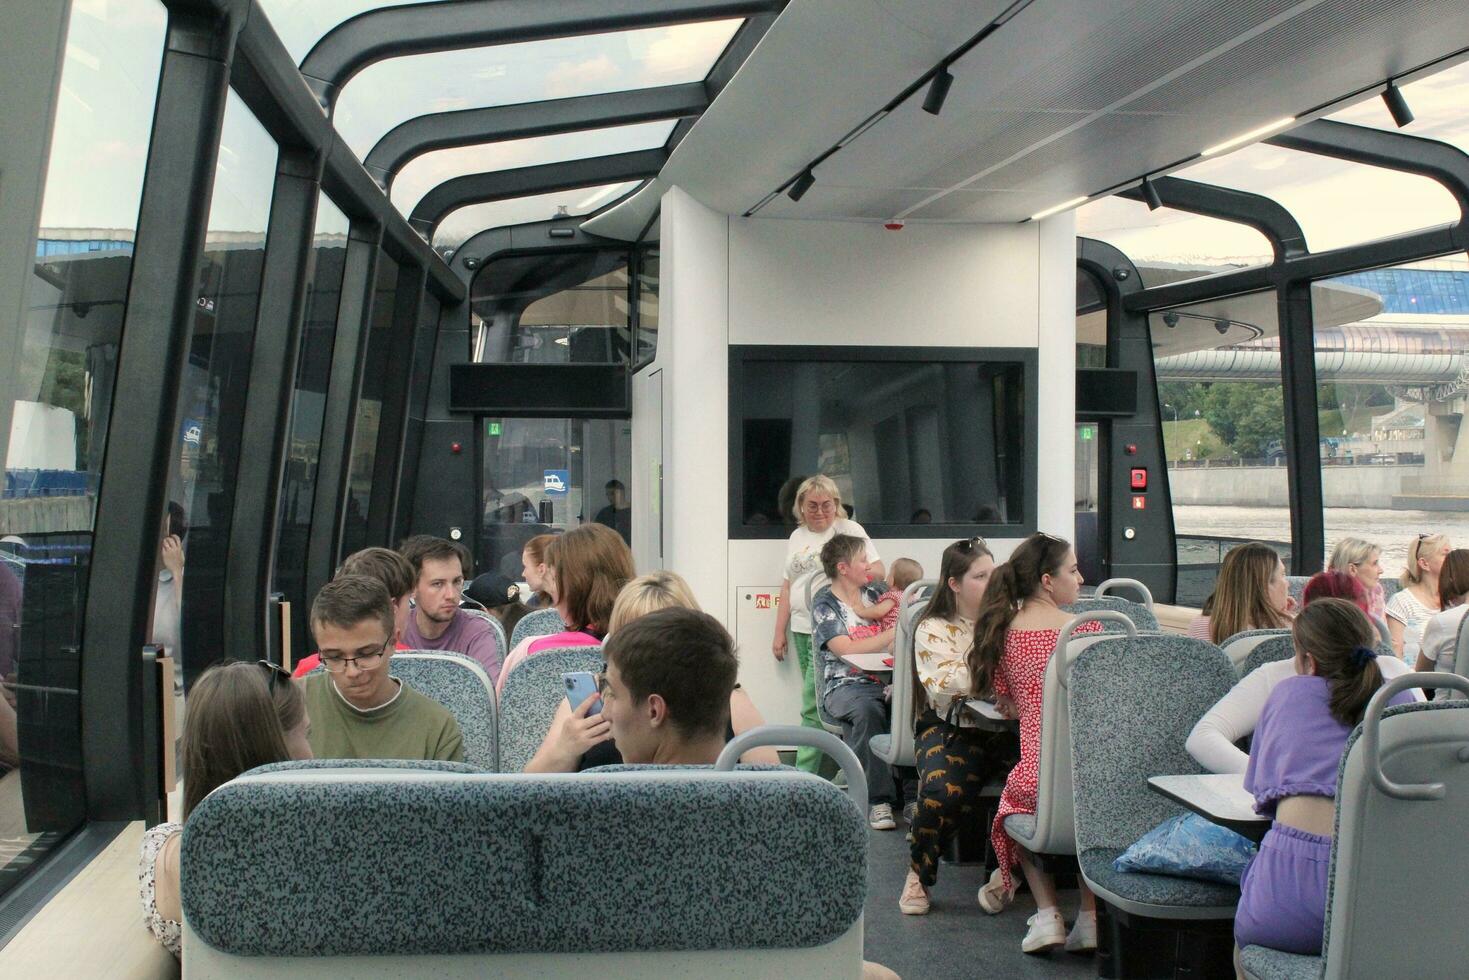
left=1200, top=116, right=1296, bottom=156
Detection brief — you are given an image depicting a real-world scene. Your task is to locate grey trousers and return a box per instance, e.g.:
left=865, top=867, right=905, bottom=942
left=823, top=680, right=896, bottom=806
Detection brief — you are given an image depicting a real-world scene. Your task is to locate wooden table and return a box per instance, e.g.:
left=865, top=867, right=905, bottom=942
left=1147, top=773, right=1270, bottom=842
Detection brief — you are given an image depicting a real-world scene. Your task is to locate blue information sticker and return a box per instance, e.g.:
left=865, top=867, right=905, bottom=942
left=543, top=470, right=569, bottom=496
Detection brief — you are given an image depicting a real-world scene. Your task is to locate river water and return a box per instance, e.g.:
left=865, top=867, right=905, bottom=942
left=1175, top=505, right=1469, bottom=573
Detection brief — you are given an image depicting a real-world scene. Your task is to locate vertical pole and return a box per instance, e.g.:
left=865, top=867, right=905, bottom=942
left=1277, top=278, right=1325, bottom=574
left=366, top=262, right=427, bottom=546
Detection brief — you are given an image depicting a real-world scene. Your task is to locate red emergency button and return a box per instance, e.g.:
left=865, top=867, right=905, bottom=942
left=1132, top=495, right=1147, bottom=510
left=1130, top=467, right=1148, bottom=491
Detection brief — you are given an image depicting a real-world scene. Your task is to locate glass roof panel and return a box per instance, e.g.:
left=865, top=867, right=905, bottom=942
left=1168, top=138, right=1459, bottom=254
left=434, top=181, right=642, bottom=249
left=391, top=120, right=675, bottom=217
left=256, top=1, right=456, bottom=65
left=1329, top=59, right=1469, bottom=162
left=1077, top=195, right=1273, bottom=287
left=335, top=19, right=742, bottom=158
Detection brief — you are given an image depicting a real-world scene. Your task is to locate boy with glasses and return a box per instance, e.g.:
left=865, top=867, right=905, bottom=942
left=301, top=575, right=464, bottom=762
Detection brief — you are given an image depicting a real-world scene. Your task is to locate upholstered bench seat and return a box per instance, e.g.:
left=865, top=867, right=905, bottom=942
left=1239, top=945, right=1324, bottom=980
left=1079, top=847, right=1239, bottom=919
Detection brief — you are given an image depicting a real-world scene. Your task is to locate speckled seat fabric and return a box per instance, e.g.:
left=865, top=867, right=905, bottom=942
left=387, top=653, right=499, bottom=770
left=248, top=759, right=484, bottom=775
left=509, top=607, right=566, bottom=650
left=1068, top=634, right=1239, bottom=920
left=1220, top=628, right=1292, bottom=670
left=1240, top=944, right=1324, bottom=980
left=497, top=646, right=604, bottom=772
left=179, top=767, right=867, bottom=976
left=1237, top=634, right=1296, bottom=679
left=1064, top=597, right=1160, bottom=632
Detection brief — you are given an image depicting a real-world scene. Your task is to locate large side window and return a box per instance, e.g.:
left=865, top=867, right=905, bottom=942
left=341, top=250, right=402, bottom=556
left=1, top=0, right=166, bottom=898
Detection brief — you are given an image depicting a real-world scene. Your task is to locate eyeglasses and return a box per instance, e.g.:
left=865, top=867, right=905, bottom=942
left=803, top=500, right=837, bottom=513
left=319, top=638, right=391, bottom=673
left=257, top=660, right=292, bottom=689
left=956, top=536, right=989, bottom=553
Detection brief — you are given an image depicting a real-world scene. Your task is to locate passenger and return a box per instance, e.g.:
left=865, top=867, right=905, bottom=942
left=899, top=539, right=1019, bottom=916
left=520, top=532, right=558, bottom=608
left=1387, top=532, right=1452, bottom=664
left=1234, top=599, right=1415, bottom=957
left=1188, top=542, right=1294, bottom=644
left=301, top=575, right=464, bottom=762
left=496, top=523, right=634, bottom=695
left=810, top=534, right=898, bottom=830
left=1186, top=575, right=1417, bottom=774
left=1415, top=549, right=1469, bottom=673
left=850, top=557, right=923, bottom=642
left=1326, top=536, right=1386, bottom=621
left=152, top=501, right=187, bottom=670
left=401, top=536, right=503, bottom=683
left=525, top=571, right=779, bottom=771
left=292, top=547, right=416, bottom=678
left=971, top=532, right=1100, bottom=955
left=139, top=660, right=310, bottom=958
left=1301, top=570, right=1370, bottom=614
left=463, top=572, right=530, bottom=638
left=593, top=478, right=631, bottom=544
left=771, top=475, right=884, bottom=777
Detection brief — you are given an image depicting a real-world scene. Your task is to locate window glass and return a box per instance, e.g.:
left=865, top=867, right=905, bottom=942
left=1312, top=257, right=1469, bottom=583
left=256, top=0, right=456, bottom=64
left=273, top=193, right=350, bottom=660
left=1153, top=292, right=1292, bottom=605
left=163, top=90, right=278, bottom=691
left=335, top=21, right=743, bottom=158
left=731, top=354, right=1029, bottom=528
left=1, top=0, right=165, bottom=897
left=471, top=250, right=632, bottom=364
left=391, top=121, right=675, bottom=218
left=1330, top=60, right=1469, bottom=160
left=434, top=181, right=642, bottom=249
left=634, top=250, right=659, bottom=368
left=1077, top=195, right=1273, bottom=287
left=1076, top=267, right=1107, bottom=368
left=341, top=251, right=403, bottom=556
left=480, top=418, right=632, bottom=577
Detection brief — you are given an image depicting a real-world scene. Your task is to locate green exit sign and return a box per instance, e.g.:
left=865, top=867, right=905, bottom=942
left=486, top=421, right=501, bottom=436
left=1080, top=426, right=1095, bottom=441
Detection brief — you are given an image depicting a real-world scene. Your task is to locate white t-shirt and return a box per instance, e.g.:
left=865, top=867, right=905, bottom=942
left=1185, top=654, right=1419, bottom=774
left=783, top=519, right=880, bottom=634
left=1419, top=604, right=1468, bottom=673
left=1386, top=587, right=1438, bottom=663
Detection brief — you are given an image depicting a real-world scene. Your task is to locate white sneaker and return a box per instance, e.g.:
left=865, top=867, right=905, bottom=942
left=868, top=803, right=896, bottom=830
left=977, top=866, right=1015, bottom=914
left=1065, top=910, right=1097, bottom=953
left=1022, top=908, right=1067, bottom=955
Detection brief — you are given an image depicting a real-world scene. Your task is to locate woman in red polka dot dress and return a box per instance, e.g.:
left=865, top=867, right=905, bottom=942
left=968, top=532, right=1101, bottom=956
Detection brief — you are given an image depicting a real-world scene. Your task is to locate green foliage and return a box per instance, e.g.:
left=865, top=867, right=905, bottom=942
left=1159, top=380, right=1285, bottom=459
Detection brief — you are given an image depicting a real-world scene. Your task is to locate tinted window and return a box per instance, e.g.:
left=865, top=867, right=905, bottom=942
left=341, top=250, right=402, bottom=555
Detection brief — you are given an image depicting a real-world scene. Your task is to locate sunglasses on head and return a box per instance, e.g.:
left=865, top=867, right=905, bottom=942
left=257, top=659, right=292, bottom=689
left=955, top=536, right=988, bottom=553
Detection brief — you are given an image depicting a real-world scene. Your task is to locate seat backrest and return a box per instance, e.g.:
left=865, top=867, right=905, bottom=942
left=1093, top=577, right=1155, bottom=609
left=1063, top=596, right=1160, bottom=632
left=1027, top=612, right=1136, bottom=855
left=497, top=646, right=604, bottom=772
left=1069, top=634, right=1237, bottom=852
left=1236, top=633, right=1296, bottom=680
left=180, top=765, right=867, bottom=976
left=459, top=606, right=507, bottom=664
left=875, top=580, right=936, bottom=767
left=1286, top=575, right=1312, bottom=606
left=1379, top=578, right=1402, bottom=603
left=390, top=653, right=499, bottom=771
left=509, top=606, right=565, bottom=650
left=1219, top=628, right=1292, bottom=668
left=1323, top=677, right=1469, bottom=979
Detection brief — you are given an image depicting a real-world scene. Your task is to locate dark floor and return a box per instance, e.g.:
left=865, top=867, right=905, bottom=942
left=861, top=821, right=1098, bottom=980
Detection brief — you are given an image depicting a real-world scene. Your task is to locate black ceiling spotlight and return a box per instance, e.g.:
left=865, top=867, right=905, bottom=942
left=787, top=168, right=816, bottom=202
left=922, top=65, right=955, bottom=116
left=1162, top=312, right=1179, bottom=328
left=1214, top=318, right=1231, bottom=335
left=1382, top=80, right=1414, bottom=128
left=1141, top=175, right=1164, bottom=211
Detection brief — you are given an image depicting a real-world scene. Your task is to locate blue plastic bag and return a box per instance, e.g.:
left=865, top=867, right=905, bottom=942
left=1113, top=813, right=1257, bottom=885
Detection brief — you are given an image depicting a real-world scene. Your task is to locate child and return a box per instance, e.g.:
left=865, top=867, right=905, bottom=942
left=850, top=557, right=923, bottom=641
left=1234, top=598, right=1416, bottom=957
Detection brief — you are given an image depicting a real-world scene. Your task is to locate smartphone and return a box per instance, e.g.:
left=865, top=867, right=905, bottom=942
left=562, top=671, right=602, bottom=715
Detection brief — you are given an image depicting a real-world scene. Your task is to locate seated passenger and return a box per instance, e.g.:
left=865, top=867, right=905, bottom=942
left=811, top=534, right=898, bottom=831
left=1188, top=541, right=1294, bottom=644
left=464, top=571, right=530, bottom=638
left=972, top=532, right=1099, bottom=954
left=401, top=536, right=503, bottom=683
left=520, top=532, right=558, bottom=609
left=140, top=660, right=310, bottom=957
left=497, top=523, right=634, bottom=694
left=899, top=539, right=1018, bottom=916
left=1187, top=573, right=1417, bottom=774
left=1416, top=549, right=1469, bottom=673
left=850, top=557, right=923, bottom=642
left=1235, top=599, right=1415, bottom=956
left=302, top=575, right=464, bottom=762
left=292, top=546, right=416, bottom=678
left=1301, top=569, right=1370, bottom=614
left=526, top=571, right=779, bottom=771
left=1387, top=532, right=1451, bottom=664
left=1326, top=536, right=1386, bottom=621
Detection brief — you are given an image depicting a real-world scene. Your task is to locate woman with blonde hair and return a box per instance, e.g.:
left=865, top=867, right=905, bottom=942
left=526, top=571, right=779, bottom=771
left=1188, top=542, right=1294, bottom=644
left=1326, top=536, right=1386, bottom=622
left=769, top=475, right=884, bottom=775
left=1387, top=532, right=1452, bottom=664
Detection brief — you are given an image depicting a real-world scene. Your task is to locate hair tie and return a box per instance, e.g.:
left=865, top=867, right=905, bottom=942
left=1351, top=646, right=1376, bottom=671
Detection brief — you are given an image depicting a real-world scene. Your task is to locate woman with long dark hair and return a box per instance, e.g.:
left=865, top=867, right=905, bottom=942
left=970, top=533, right=1100, bottom=955
left=899, top=538, right=1019, bottom=916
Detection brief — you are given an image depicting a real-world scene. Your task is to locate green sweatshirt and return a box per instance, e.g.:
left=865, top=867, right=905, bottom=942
left=303, top=672, right=465, bottom=763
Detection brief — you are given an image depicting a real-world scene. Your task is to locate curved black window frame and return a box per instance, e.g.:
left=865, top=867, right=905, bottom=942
left=728, top=345, right=1039, bottom=540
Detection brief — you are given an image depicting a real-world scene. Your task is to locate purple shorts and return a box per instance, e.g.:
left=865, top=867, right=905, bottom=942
left=1234, top=823, right=1332, bottom=955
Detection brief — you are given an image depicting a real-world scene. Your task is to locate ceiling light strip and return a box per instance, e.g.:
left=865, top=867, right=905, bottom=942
left=1029, top=196, right=1089, bottom=222
left=1200, top=116, right=1296, bottom=156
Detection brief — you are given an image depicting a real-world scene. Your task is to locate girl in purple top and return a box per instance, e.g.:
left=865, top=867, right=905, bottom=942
left=1235, top=598, right=1415, bottom=957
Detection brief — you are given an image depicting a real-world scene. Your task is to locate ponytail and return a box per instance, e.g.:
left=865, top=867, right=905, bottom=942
left=967, top=563, right=1021, bottom=698
left=1293, top=598, right=1383, bottom=727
